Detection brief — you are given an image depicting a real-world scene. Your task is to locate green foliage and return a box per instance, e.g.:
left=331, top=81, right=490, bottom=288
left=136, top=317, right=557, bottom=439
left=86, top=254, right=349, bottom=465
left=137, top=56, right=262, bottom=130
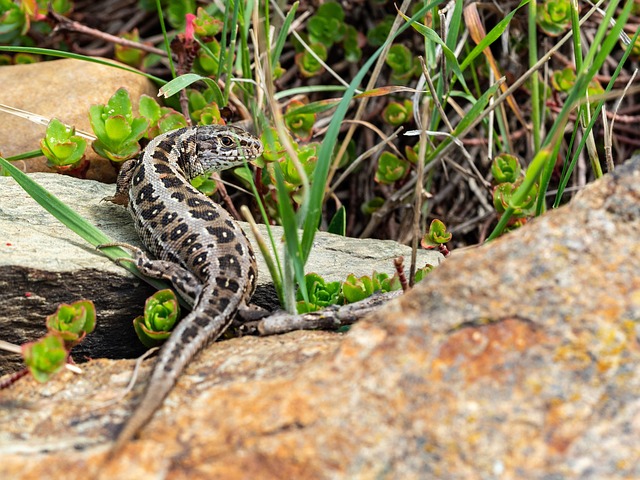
left=386, top=44, right=419, bottom=84
left=257, top=127, right=322, bottom=218
left=187, top=88, right=224, bottom=125
left=166, top=0, right=196, bottom=30
left=295, top=42, right=327, bottom=77
left=192, top=6, right=223, bottom=37
left=536, top=0, right=571, bottom=37
left=491, top=154, right=521, bottom=184
left=193, top=39, right=221, bottom=76
left=382, top=100, right=412, bottom=126
left=414, top=264, right=435, bottom=283
left=421, top=219, right=452, bottom=249
left=327, top=206, right=346, bottom=236
left=89, top=88, right=149, bottom=162
left=307, top=2, right=345, bottom=45
left=267, top=142, right=317, bottom=189
left=0, top=0, right=71, bottom=46
left=138, top=94, right=188, bottom=138
left=39, top=118, right=87, bottom=170
left=48, top=0, right=73, bottom=15
left=489, top=0, right=635, bottom=239
left=14, top=52, right=38, bottom=63
left=0, top=0, right=26, bottom=43
left=21, top=333, right=68, bottom=383
left=190, top=173, right=217, bottom=196
left=114, top=28, right=145, bottom=67
left=404, top=143, right=427, bottom=165
left=551, top=67, right=604, bottom=98
left=375, top=151, right=409, bottom=184
left=195, top=104, right=224, bottom=126
left=295, top=269, right=407, bottom=314
left=367, top=15, right=394, bottom=47
left=343, top=25, right=362, bottom=62
left=19, top=299, right=96, bottom=383
left=491, top=153, right=537, bottom=230
left=490, top=154, right=535, bottom=226
left=493, top=180, right=538, bottom=218
left=284, top=100, right=316, bottom=141
left=45, top=300, right=96, bottom=349
left=296, top=273, right=342, bottom=313
left=133, top=289, right=181, bottom=348
left=342, top=271, right=400, bottom=304
left=361, top=197, right=385, bottom=215
left=296, top=1, right=362, bottom=77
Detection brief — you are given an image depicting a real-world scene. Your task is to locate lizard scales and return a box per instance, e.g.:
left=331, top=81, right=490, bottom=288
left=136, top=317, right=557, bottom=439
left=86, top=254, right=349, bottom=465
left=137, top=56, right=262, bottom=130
left=109, top=125, right=263, bottom=453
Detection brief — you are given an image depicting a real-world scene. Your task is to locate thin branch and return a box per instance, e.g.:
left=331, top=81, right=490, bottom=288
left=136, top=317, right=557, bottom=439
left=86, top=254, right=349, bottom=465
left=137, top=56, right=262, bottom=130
left=49, top=10, right=169, bottom=58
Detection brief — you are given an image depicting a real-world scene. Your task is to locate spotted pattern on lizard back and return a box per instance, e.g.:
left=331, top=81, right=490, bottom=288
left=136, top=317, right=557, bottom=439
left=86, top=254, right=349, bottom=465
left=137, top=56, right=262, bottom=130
left=107, top=125, right=263, bottom=454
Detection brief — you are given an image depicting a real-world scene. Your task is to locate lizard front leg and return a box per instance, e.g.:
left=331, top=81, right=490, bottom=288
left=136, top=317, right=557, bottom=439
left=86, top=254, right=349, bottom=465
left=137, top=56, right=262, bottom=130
left=103, top=159, right=137, bottom=206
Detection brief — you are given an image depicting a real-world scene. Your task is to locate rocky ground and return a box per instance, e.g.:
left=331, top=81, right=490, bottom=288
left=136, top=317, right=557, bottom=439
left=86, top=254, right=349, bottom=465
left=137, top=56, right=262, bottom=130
left=0, top=59, right=639, bottom=479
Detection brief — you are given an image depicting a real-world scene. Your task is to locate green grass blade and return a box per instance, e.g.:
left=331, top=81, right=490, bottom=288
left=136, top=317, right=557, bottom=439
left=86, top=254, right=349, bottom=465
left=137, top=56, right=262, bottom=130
left=240, top=206, right=284, bottom=305
left=283, top=98, right=342, bottom=117
left=446, top=0, right=464, bottom=52
left=271, top=2, right=299, bottom=73
left=327, top=206, right=346, bottom=236
left=273, top=163, right=308, bottom=311
left=158, top=72, right=224, bottom=105
left=239, top=162, right=285, bottom=304
left=0, top=46, right=166, bottom=85
left=528, top=0, right=541, bottom=152
left=553, top=26, right=640, bottom=207
left=155, top=0, right=176, bottom=78
left=536, top=0, right=631, bottom=215
left=300, top=0, right=445, bottom=263
left=274, top=85, right=347, bottom=100
left=399, top=10, right=469, bottom=93
left=5, top=150, right=44, bottom=161
left=460, top=0, right=531, bottom=71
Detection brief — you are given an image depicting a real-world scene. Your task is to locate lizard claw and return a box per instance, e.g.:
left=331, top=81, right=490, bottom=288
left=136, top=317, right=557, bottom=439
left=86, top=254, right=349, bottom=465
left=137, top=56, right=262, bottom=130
left=96, top=242, right=143, bottom=255
left=96, top=242, right=143, bottom=268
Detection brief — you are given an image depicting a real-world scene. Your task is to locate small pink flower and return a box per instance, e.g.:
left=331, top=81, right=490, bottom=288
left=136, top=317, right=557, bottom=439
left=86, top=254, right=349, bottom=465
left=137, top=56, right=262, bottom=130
left=185, top=13, right=196, bottom=41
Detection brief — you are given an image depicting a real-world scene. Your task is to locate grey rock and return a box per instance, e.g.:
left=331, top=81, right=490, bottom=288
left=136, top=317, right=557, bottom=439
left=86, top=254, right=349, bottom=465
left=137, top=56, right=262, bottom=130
left=0, top=173, right=441, bottom=371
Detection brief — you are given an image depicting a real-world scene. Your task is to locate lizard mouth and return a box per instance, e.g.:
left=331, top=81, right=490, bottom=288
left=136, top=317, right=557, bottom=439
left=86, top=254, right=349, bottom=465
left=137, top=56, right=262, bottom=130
left=244, top=138, right=264, bottom=158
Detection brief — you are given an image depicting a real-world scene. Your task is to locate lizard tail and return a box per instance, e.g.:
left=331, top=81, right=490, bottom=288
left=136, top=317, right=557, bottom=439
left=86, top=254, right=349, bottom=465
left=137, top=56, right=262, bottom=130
left=107, top=287, right=242, bottom=457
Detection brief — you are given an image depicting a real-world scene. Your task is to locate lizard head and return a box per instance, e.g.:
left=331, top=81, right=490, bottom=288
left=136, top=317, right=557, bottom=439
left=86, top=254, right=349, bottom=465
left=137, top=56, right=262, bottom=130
left=195, top=125, right=264, bottom=175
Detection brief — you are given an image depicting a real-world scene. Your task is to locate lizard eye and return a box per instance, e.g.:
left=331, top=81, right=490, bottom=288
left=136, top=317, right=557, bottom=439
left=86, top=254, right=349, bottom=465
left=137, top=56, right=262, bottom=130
left=220, top=136, right=234, bottom=147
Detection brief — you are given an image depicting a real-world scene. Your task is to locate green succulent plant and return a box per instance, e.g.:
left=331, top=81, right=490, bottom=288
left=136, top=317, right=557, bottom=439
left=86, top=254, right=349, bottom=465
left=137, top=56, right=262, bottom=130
left=89, top=88, right=149, bottom=163
left=296, top=273, right=343, bottom=313
left=342, top=271, right=400, bottom=304
left=139, top=94, right=188, bottom=139
left=536, top=0, right=571, bottom=37
left=491, top=154, right=522, bottom=184
left=21, top=333, right=68, bottom=383
left=40, top=118, right=87, bottom=170
left=45, top=299, right=96, bottom=349
left=133, top=289, right=181, bottom=348
left=375, top=151, right=410, bottom=184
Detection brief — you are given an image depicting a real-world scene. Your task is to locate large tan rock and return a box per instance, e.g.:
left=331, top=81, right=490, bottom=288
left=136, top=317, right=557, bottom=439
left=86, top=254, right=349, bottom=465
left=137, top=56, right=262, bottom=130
left=0, top=158, right=639, bottom=479
left=0, top=58, right=157, bottom=182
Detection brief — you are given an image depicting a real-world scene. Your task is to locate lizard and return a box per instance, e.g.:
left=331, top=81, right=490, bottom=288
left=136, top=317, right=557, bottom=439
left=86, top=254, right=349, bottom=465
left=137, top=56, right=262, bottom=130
left=101, top=124, right=263, bottom=455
